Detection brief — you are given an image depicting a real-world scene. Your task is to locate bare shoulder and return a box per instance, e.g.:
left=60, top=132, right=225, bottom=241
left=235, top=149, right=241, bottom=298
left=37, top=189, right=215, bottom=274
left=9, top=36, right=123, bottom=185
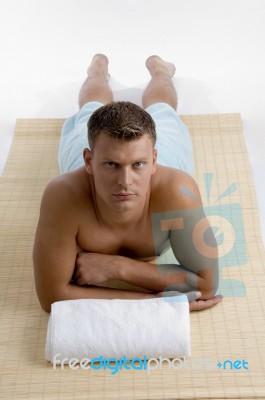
left=42, top=172, right=74, bottom=201
left=39, top=167, right=90, bottom=224
left=151, top=165, right=202, bottom=211
left=41, top=167, right=88, bottom=205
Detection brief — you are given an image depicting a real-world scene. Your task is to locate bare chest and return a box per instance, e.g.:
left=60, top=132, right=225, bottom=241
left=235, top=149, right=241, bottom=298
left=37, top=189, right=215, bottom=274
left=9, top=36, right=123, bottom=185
left=76, top=217, right=167, bottom=260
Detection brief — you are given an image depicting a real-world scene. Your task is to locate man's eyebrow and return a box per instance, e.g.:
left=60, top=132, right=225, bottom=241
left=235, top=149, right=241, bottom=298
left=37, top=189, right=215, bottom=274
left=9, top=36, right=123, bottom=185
left=100, top=158, right=118, bottom=163
left=101, top=156, right=149, bottom=162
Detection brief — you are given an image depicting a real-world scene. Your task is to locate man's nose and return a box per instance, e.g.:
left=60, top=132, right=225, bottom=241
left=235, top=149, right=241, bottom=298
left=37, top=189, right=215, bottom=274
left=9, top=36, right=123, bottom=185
left=118, top=167, right=132, bottom=187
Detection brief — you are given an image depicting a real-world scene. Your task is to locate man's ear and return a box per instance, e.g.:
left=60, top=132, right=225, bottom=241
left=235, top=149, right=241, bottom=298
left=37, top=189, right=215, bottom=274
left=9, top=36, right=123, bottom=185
left=152, top=148, right=158, bottom=174
left=83, top=148, right=93, bottom=174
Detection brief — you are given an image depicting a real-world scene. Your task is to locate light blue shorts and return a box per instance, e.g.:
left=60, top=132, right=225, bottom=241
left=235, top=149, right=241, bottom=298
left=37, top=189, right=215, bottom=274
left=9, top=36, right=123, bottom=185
left=58, top=101, right=194, bottom=175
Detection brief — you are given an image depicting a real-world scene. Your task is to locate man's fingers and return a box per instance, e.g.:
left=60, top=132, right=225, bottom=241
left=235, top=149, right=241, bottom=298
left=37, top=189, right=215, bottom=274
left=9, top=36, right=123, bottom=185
left=189, top=295, right=223, bottom=312
left=156, top=290, right=223, bottom=313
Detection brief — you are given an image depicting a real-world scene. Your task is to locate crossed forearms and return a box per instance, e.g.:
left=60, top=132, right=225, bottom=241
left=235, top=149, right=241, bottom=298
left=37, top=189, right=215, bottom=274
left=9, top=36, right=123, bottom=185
left=41, top=253, right=221, bottom=313
left=73, top=252, right=216, bottom=299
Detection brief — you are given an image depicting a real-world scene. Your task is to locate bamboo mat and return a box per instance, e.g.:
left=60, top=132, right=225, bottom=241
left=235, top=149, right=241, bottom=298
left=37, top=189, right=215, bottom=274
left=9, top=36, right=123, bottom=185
left=0, top=115, right=265, bottom=399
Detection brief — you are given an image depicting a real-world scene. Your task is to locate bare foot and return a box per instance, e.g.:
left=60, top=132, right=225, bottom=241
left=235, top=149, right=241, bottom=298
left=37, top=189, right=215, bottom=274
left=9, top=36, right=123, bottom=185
left=146, top=55, right=176, bottom=78
left=87, top=53, right=110, bottom=81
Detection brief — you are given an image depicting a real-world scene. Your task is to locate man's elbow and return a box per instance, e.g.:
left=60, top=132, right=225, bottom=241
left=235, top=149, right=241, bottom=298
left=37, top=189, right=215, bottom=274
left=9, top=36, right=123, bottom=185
left=36, top=286, right=69, bottom=314
left=195, top=260, right=220, bottom=300
left=200, top=288, right=218, bottom=300
left=37, top=292, right=58, bottom=313
left=199, top=272, right=220, bottom=300
left=40, top=300, right=52, bottom=314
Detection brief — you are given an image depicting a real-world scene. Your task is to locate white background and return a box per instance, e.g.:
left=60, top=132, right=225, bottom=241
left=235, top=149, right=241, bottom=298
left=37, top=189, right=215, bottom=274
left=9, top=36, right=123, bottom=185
left=0, top=0, right=264, bottom=243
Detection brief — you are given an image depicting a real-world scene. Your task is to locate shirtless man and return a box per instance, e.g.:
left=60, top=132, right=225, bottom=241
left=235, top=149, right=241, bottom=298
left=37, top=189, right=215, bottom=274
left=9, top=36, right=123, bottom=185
left=33, top=54, right=223, bottom=313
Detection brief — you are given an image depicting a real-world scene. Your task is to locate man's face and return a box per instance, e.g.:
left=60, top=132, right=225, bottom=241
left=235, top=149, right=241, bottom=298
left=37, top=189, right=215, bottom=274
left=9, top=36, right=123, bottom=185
left=84, top=133, right=157, bottom=212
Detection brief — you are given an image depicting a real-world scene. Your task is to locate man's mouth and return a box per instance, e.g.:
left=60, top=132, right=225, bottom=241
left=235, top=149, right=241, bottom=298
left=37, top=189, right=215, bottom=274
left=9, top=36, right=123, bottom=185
left=112, top=192, right=136, bottom=200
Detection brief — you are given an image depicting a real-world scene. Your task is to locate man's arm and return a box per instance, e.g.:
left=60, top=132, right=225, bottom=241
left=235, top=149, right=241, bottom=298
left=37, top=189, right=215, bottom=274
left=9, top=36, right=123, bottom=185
left=124, top=173, right=219, bottom=298
left=75, top=252, right=212, bottom=297
left=33, top=179, right=157, bottom=313
left=166, top=173, right=219, bottom=298
left=74, top=252, right=223, bottom=310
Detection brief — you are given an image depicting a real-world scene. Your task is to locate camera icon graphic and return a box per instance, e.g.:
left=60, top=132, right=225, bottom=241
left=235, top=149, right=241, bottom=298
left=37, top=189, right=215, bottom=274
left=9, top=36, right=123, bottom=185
left=152, top=173, right=247, bottom=298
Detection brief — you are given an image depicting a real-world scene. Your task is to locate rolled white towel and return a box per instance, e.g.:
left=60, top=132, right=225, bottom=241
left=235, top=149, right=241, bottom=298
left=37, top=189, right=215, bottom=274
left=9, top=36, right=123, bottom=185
left=45, top=295, right=190, bottom=363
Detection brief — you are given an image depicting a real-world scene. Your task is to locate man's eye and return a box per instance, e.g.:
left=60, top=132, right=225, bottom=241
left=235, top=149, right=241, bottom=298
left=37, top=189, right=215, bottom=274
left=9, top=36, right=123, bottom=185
left=133, top=162, right=144, bottom=168
left=104, top=162, right=116, bottom=168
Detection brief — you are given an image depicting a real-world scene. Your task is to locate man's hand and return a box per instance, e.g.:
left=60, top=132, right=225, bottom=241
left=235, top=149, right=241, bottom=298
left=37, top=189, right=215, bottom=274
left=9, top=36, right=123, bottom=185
left=73, top=252, right=119, bottom=286
left=155, top=290, right=223, bottom=312
left=189, top=294, right=223, bottom=312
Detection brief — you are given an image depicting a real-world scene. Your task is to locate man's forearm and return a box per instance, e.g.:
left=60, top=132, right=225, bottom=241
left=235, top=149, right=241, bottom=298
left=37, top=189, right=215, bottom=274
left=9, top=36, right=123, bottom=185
left=73, top=252, right=216, bottom=297
left=115, top=256, right=208, bottom=294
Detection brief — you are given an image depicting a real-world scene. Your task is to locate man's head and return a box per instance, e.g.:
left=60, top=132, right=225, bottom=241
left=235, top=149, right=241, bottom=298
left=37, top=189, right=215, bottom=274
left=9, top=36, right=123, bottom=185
left=87, top=101, right=156, bottom=151
left=83, top=101, right=158, bottom=214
